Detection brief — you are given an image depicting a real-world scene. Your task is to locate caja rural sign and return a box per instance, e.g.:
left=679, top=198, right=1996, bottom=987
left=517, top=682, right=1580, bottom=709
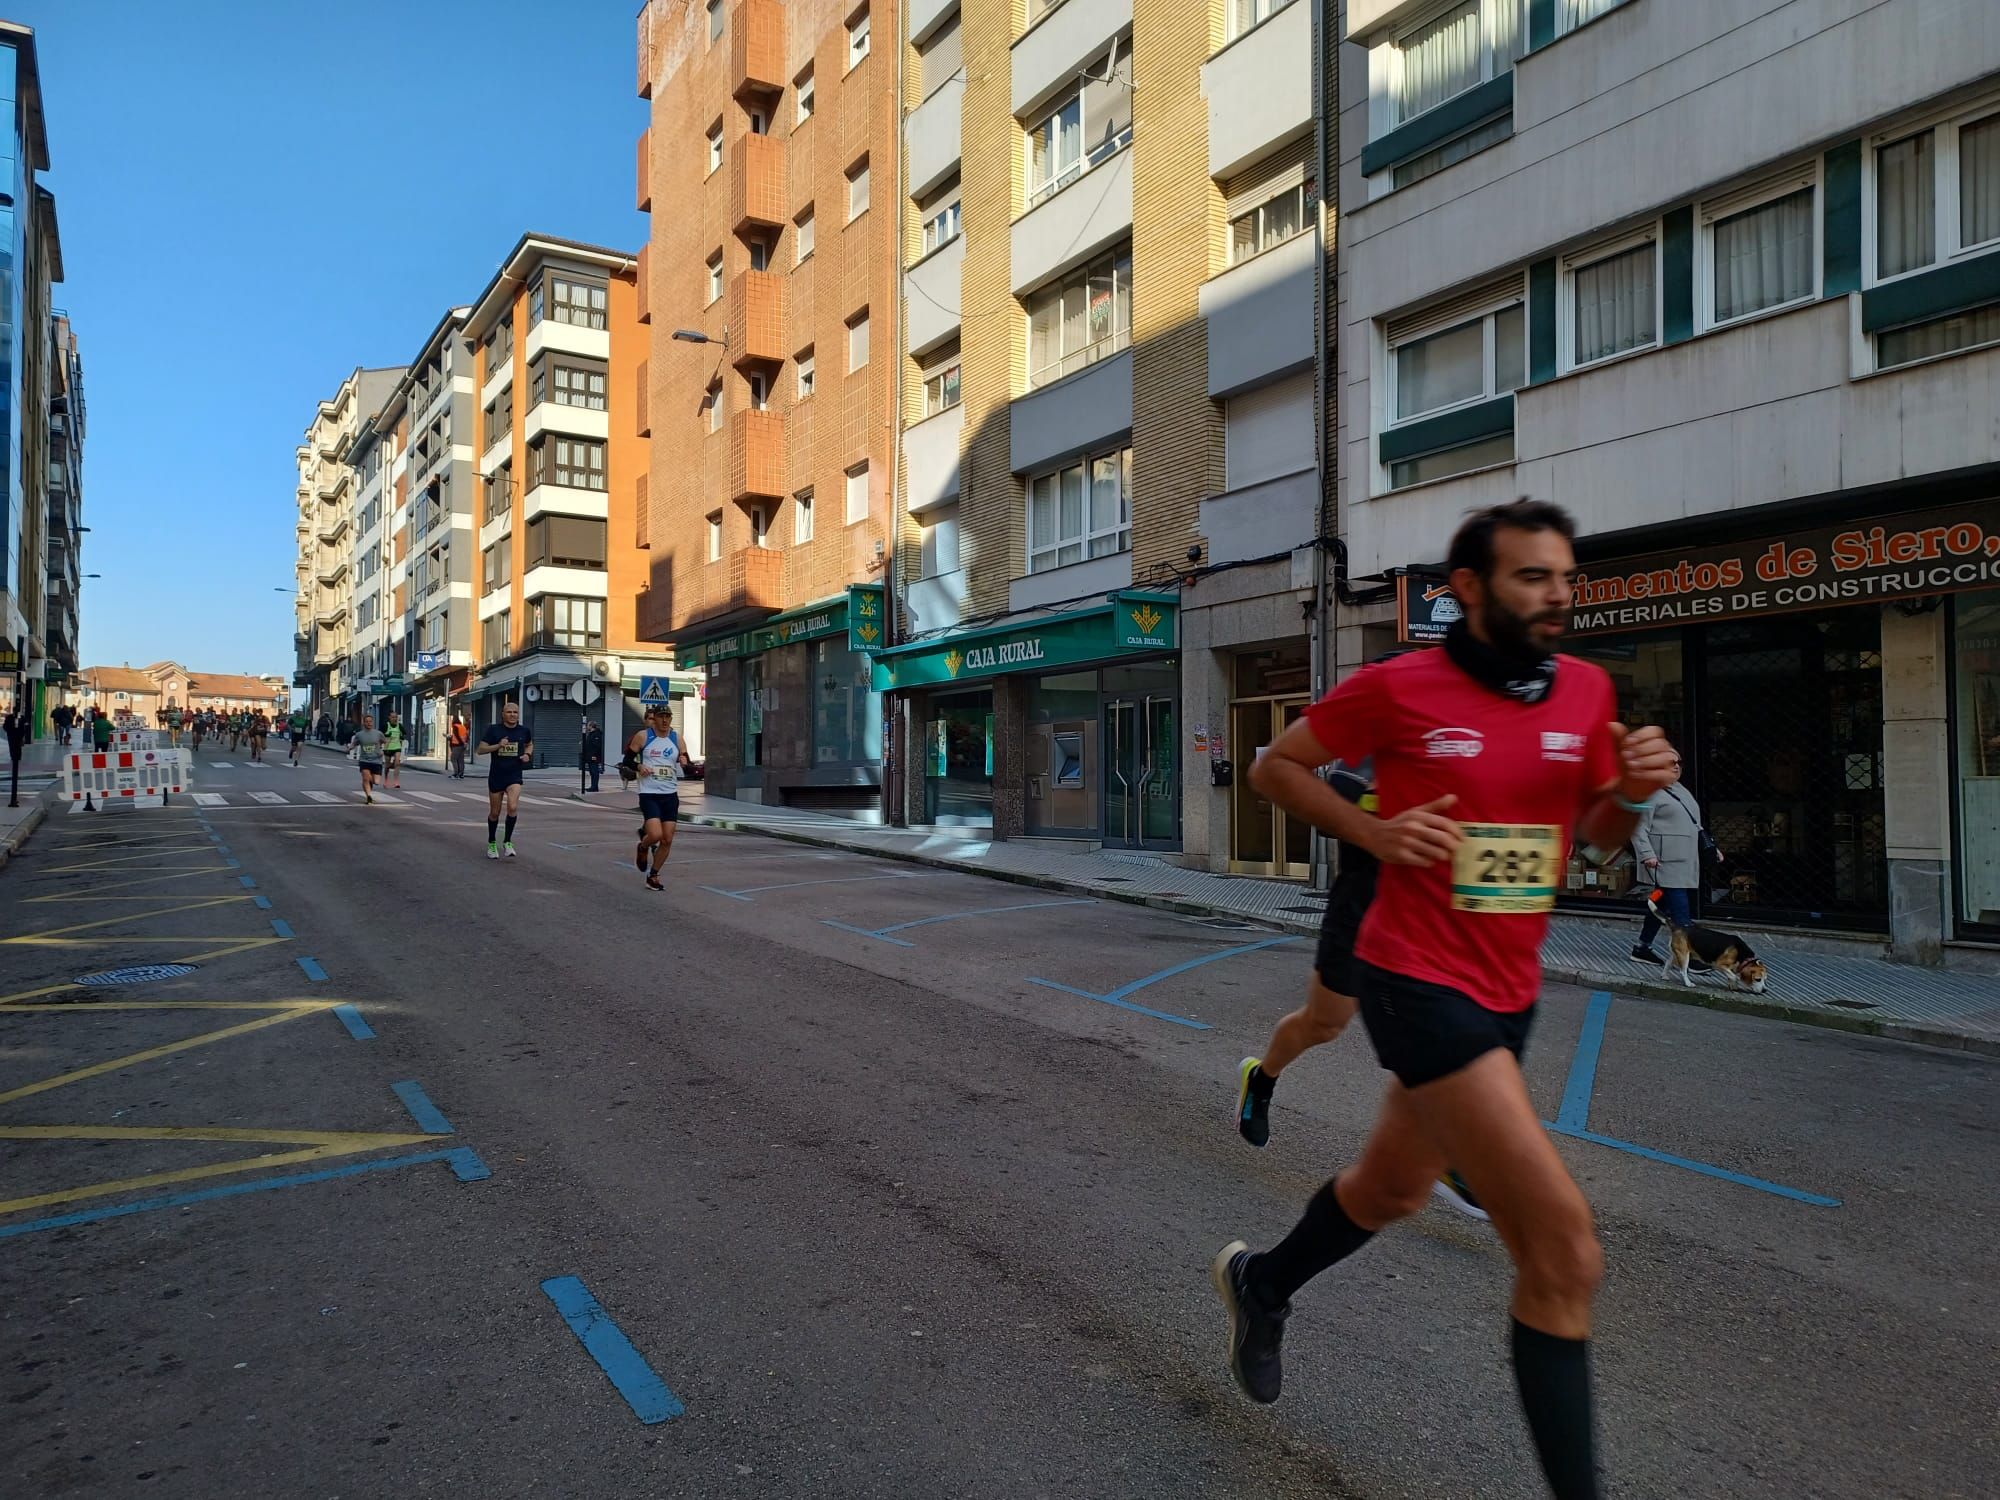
left=1400, top=502, right=2000, bottom=641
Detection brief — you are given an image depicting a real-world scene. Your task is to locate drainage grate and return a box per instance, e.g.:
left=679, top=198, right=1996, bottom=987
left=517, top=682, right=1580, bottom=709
left=1829, top=999, right=1877, bottom=1011
left=74, top=964, right=199, bottom=987
left=1096, top=877, right=1131, bottom=884
left=1281, top=905, right=1325, bottom=914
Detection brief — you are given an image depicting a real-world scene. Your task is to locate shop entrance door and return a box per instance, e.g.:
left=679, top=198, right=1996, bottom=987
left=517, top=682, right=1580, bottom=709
left=1229, top=697, right=1312, bottom=877
left=1104, top=694, right=1177, bottom=849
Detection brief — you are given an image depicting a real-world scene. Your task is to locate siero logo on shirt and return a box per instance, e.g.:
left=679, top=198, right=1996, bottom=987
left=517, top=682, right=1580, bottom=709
left=1540, top=731, right=1587, bottom=763
left=1422, top=726, right=1485, bottom=759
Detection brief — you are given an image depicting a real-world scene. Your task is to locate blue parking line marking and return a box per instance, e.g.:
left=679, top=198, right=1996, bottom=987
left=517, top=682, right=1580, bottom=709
left=252, top=895, right=272, bottom=910
left=822, top=919, right=913, bottom=947
left=540, top=1276, right=685, bottom=1425
left=702, top=871, right=932, bottom=902
left=0, top=1148, right=485, bottom=1241
left=392, top=1079, right=455, bottom=1135
left=1027, top=978, right=1216, bottom=1029
left=225, top=857, right=241, bottom=869
left=1549, top=1124, right=1840, bottom=1207
left=332, top=1003, right=373, bottom=1040
left=270, top=918, right=294, bottom=939
left=297, top=956, right=328, bottom=982
left=1025, top=935, right=1300, bottom=1030
left=239, top=875, right=257, bottom=889
left=825, top=898, right=1094, bottom=946
left=215, top=844, right=231, bottom=857
left=1558, top=991, right=1612, bottom=1131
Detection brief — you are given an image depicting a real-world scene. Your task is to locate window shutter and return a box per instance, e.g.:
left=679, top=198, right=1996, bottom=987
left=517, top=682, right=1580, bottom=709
left=1224, top=135, right=1314, bottom=221
left=1385, top=271, right=1527, bottom=346
left=636, top=472, right=650, bottom=549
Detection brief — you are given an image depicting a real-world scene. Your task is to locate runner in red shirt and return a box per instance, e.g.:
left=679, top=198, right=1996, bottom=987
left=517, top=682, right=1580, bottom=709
left=1210, top=501, right=1675, bottom=1500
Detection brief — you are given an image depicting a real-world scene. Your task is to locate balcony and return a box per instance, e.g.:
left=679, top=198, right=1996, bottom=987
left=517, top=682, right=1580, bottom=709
left=904, top=404, right=963, bottom=514
left=637, top=127, right=653, bottom=212
left=1204, top=0, right=1311, bottom=180
left=637, top=243, right=652, bottom=324
left=730, top=0, right=785, bottom=99
left=1011, top=143, right=1133, bottom=297
left=729, top=130, right=785, bottom=237
left=1012, top=0, right=1132, bottom=117
left=1198, top=230, right=1315, bottom=398
left=907, top=70, right=963, bottom=201
left=318, top=507, right=351, bottom=544
left=637, top=0, right=656, bottom=98
left=727, top=408, right=785, bottom=503
left=727, top=268, right=787, bottom=366
left=910, top=0, right=958, bottom=46
left=708, top=545, right=786, bottom=620
left=906, top=234, right=963, bottom=356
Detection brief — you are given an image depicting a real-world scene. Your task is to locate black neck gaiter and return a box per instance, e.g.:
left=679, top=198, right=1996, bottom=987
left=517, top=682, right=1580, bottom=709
left=1444, top=618, right=1559, bottom=704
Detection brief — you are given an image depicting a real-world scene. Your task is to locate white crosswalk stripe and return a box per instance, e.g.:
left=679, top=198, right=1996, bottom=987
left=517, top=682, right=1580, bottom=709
left=208, top=761, right=236, bottom=769
left=193, top=793, right=228, bottom=806
left=303, top=790, right=341, bottom=803
left=401, top=789, right=450, bottom=803
left=368, top=792, right=403, bottom=804
left=250, top=791, right=288, bottom=805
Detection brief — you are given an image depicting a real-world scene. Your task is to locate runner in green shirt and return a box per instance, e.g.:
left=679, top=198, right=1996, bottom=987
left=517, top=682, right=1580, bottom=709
left=287, top=709, right=309, bottom=767
left=383, top=713, right=405, bottom=789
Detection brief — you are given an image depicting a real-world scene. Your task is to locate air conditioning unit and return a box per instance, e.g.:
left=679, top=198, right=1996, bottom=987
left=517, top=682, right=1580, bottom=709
left=591, top=657, right=621, bottom=682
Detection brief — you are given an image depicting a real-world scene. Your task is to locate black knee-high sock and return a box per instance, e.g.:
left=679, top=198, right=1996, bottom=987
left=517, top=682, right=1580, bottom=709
left=1511, top=1320, right=1600, bottom=1499
left=504, top=814, right=517, bottom=843
left=487, top=819, right=498, bottom=842
left=1251, top=1181, right=1375, bottom=1305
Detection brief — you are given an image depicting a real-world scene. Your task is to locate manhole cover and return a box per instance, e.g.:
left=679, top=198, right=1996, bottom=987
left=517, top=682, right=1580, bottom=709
left=1829, top=999, right=1876, bottom=1011
left=74, top=964, right=199, bottom=987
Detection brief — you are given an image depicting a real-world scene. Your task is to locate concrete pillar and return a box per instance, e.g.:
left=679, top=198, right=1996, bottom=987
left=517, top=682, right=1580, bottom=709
left=1880, top=603, right=1950, bottom=963
left=1178, top=610, right=1231, bottom=870
left=991, top=676, right=1029, bottom=840
left=706, top=659, right=743, bottom=798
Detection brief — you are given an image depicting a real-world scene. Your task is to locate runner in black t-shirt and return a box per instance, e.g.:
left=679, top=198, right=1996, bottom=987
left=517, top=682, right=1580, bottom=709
left=476, top=702, right=534, bottom=860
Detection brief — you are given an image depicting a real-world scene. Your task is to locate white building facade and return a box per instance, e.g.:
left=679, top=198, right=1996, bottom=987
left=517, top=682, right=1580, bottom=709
left=1336, top=0, right=2000, bottom=958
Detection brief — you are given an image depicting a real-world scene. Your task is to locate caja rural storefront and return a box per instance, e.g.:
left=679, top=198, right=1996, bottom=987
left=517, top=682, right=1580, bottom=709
left=1401, top=498, right=2000, bottom=954
left=871, top=592, right=1180, bottom=847
left=675, top=589, right=883, bottom=813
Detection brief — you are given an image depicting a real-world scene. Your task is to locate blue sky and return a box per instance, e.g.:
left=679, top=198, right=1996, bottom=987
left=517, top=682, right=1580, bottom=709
left=20, top=0, right=648, bottom=674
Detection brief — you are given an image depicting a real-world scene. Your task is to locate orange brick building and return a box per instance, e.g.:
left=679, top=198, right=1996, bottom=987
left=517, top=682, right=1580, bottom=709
left=636, top=0, right=899, bottom=810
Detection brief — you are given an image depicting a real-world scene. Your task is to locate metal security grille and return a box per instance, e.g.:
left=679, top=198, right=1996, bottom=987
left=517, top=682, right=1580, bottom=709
left=1696, top=615, right=1887, bottom=925
left=74, top=964, right=199, bottom=987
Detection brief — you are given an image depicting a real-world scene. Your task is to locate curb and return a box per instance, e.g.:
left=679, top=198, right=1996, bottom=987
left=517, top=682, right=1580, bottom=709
left=686, top=810, right=2000, bottom=1059
left=0, top=783, right=56, bottom=874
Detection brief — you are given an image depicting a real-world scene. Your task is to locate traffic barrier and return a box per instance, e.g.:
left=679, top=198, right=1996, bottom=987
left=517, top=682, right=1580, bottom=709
left=63, top=748, right=192, bottom=812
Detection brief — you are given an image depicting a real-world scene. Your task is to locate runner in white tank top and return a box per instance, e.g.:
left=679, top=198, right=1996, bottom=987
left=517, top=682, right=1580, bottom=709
left=628, top=704, right=685, bottom=891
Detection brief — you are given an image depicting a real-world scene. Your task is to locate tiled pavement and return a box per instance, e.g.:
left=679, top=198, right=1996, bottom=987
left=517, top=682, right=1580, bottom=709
left=679, top=793, right=2000, bottom=1056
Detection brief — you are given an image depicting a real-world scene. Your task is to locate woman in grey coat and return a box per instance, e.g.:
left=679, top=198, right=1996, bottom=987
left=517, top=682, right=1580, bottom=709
left=1630, top=749, right=1716, bottom=964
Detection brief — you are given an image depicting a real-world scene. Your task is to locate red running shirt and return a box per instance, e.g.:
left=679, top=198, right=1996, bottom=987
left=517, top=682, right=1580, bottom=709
left=1303, top=650, right=1620, bottom=1013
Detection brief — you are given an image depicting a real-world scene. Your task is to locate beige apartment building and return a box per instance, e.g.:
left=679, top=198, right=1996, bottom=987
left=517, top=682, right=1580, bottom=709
left=636, top=0, right=900, bottom=812
left=881, top=0, right=1326, bottom=861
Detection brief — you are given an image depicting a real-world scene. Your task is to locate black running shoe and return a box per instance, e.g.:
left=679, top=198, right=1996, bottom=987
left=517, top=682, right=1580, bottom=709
left=1211, top=1242, right=1288, bottom=1404
left=1630, top=944, right=1665, bottom=966
left=1235, top=1057, right=1273, bottom=1148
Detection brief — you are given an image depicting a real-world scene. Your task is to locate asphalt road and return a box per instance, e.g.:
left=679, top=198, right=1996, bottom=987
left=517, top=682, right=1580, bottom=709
left=0, top=750, right=1993, bottom=1498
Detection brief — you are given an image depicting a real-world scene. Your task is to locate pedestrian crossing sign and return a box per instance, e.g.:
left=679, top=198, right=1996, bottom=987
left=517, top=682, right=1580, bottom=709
left=638, top=676, right=671, bottom=705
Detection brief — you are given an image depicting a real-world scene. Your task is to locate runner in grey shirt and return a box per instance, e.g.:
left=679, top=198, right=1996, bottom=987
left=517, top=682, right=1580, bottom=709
left=351, top=715, right=387, bottom=804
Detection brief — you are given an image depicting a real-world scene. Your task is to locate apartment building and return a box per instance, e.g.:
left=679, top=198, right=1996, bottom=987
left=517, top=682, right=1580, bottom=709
left=44, top=312, right=83, bottom=691
left=1337, top=0, right=2000, bottom=956
left=293, top=366, right=403, bottom=723
left=459, top=233, right=681, bottom=766
left=876, top=0, right=1325, bottom=859
left=636, top=0, right=899, bottom=812
left=78, top=663, right=288, bottom=720
left=0, top=21, right=73, bottom=731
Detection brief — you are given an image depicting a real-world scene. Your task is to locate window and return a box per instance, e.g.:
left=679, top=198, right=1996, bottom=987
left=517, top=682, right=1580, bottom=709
left=484, top=385, right=512, bottom=449
left=526, top=515, right=608, bottom=571
left=1230, top=182, right=1306, bottom=262
left=796, top=65, right=815, bottom=123
left=845, top=462, right=870, bottom=523
left=706, top=510, right=723, bottom=561
left=706, top=380, right=724, bottom=432
left=1230, top=0, right=1297, bottom=40
left=535, top=359, right=607, bottom=411
left=796, top=347, right=815, bottom=399
left=481, top=542, right=513, bottom=595
left=549, top=277, right=608, bottom=330
left=1390, top=300, right=1524, bottom=423
left=796, top=207, right=815, bottom=262
left=749, top=236, right=772, bottom=272
left=484, top=610, right=511, bottom=662
left=748, top=107, right=768, bottom=136
left=794, top=488, right=814, bottom=543
left=1877, top=304, right=2000, bottom=369
left=707, top=121, right=723, bottom=175
left=1392, top=114, right=1512, bottom=191
left=529, top=437, right=607, bottom=491
left=1703, top=177, right=1816, bottom=328
left=484, top=316, right=514, bottom=383
left=1027, top=46, right=1132, bottom=207
left=917, top=14, right=961, bottom=96
left=747, top=370, right=769, bottom=411
left=919, top=503, right=960, bottom=577
left=1388, top=433, right=1515, bottom=490
left=1953, top=588, right=2000, bottom=929
left=1028, top=447, right=1130, bottom=572
left=1558, top=0, right=1629, bottom=35
left=749, top=503, right=770, bottom=548
left=484, top=464, right=514, bottom=524
left=921, top=176, right=961, bottom=254
left=1565, top=234, right=1658, bottom=369
left=1388, top=0, right=1522, bottom=127
left=1875, top=107, right=2000, bottom=281
left=922, top=346, right=961, bottom=416
left=707, top=251, right=724, bottom=305
left=847, top=5, right=870, bottom=67
left=812, top=639, right=882, bottom=766
left=847, top=157, right=871, bottom=220
left=1027, top=244, right=1133, bottom=387
left=531, top=596, right=605, bottom=650
left=707, top=0, right=723, bottom=44
left=848, top=310, right=870, bottom=370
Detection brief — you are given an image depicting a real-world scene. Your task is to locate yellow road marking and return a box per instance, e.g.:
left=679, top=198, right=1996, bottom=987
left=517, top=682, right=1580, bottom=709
left=40, top=850, right=221, bottom=873
left=22, top=870, right=235, bottom=899
left=0, top=1005, right=320, bottom=1106
left=0, top=1133, right=439, bottom=1216
left=4, top=895, right=257, bottom=940
left=0, top=999, right=342, bottom=1012
left=1, top=1124, right=434, bottom=1146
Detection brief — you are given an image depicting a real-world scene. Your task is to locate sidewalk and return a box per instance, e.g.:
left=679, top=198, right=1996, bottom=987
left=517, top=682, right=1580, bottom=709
left=675, top=793, right=2000, bottom=1057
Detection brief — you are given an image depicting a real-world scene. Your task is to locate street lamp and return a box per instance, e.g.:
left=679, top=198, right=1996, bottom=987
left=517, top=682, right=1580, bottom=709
left=672, top=327, right=729, bottom=348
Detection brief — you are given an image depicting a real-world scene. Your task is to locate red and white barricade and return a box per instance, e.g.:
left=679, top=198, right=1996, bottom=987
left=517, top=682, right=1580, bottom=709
left=63, top=748, right=192, bottom=810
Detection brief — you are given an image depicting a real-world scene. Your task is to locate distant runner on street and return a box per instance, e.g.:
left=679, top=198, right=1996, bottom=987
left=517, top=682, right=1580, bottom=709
left=287, top=707, right=309, bottom=766
left=477, top=702, right=534, bottom=859
left=383, top=712, right=405, bottom=789
left=1209, top=500, right=1676, bottom=1500
left=627, top=705, right=686, bottom=891
left=350, top=714, right=387, bottom=803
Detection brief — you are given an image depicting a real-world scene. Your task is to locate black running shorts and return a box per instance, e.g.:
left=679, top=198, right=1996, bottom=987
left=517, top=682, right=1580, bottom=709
left=1355, top=961, right=1534, bottom=1089
left=638, top=791, right=680, bottom=824
left=1312, top=869, right=1377, bottom=996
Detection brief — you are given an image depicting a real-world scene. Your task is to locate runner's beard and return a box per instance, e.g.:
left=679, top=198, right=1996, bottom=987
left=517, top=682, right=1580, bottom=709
left=1480, top=596, right=1568, bottom=663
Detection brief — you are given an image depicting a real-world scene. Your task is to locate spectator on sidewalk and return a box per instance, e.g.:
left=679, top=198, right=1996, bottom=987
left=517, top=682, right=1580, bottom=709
left=579, top=719, right=604, bottom=793
left=1629, top=749, right=1720, bottom=965
left=448, top=711, right=470, bottom=780
left=90, top=706, right=114, bottom=752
